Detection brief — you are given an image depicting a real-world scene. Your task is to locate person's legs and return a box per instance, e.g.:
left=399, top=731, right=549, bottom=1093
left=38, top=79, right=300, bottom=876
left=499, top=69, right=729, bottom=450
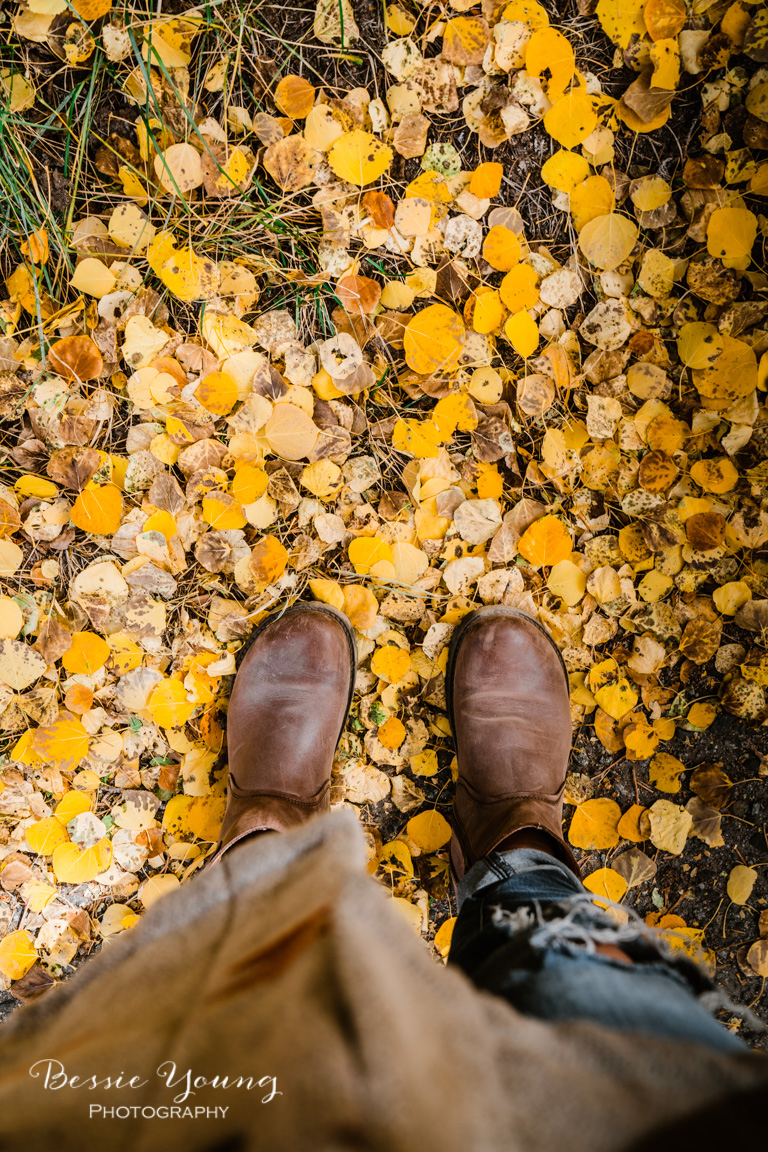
left=446, top=607, right=745, bottom=1054
left=448, top=847, right=745, bottom=1052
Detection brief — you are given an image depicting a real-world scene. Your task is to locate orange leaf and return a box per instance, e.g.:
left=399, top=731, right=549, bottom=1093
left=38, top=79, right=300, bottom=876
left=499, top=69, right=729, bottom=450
left=61, top=631, right=110, bottom=675
left=49, top=335, right=103, bottom=382
left=517, top=514, right=572, bottom=567
left=249, top=535, right=289, bottom=590
left=71, top=484, right=123, bottom=535
left=32, top=715, right=90, bottom=771
left=343, top=585, right=378, bottom=629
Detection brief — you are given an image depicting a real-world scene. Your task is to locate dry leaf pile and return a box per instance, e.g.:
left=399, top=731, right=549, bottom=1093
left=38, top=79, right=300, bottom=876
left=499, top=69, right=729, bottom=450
left=0, top=0, right=767, bottom=1013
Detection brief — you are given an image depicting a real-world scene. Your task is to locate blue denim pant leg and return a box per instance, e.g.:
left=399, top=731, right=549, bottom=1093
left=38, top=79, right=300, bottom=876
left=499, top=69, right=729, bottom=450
left=448, top=848, right=745, bottom=1054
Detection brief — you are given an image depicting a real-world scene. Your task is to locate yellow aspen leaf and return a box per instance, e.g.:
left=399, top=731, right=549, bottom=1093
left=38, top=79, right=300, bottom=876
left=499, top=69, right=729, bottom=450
left=727, top=865, right=757, bottom=905
left=434, top=916, right=456, bottom=959
left=371, top=644, right=411, bottom=683
left=148, top=678, right=195, bottom=729
left=499, top=264, right=539, bottom=311
left=21, top=226, right=48, bottom=264
left=594, top=679, right=637, bottom=720
left=624, top=721, right=659, bottom=761
left=264, top=403, right=318, bottom=460
left=249, top=535, right=289, bottom=589
left=713, top=581, right=751, bottom=616
left=504, top=310, right=539, bottom=358
left=541, top=149, right=590, bottom=192
left=617, top=804, right=648, bottom=842
left=202, top=491, right=246, bottom=530
left=570, top=175, right=615, bottom=232
left=379, top=840, right=414, bottom=880
left=404, top=304, right=466, bottom=375
left=231, top=466, right=269, bottom=504
left=690, top=459, right=738, bottom=496
left=476, top=465, right=503, bottom=500
left=547, top=559, right=586, bottom=605
left=392, top=418, right=442, bottom=458
left=26, top=816, right=69, bottom=855
left=616, top=101, right=671, bottom=133
left=61, top=631, right=110, bottom=675
left=343, top=585, right=378, bottom=629
left=139, top=873, right=181, bottom=908
left=746, top=940, right=768, bottom=978
left=583, top=866, right=627, bottom=904
left=568, top=798, right=621, bottom=850
left=274, top=74, right=315, bottom=119
left=543, top=90, right=597, bottom=148
left=158, top=245, right=220, bottom=303
left=24, top=881, right=58, bottom=912
left=630, top=175, right=672, bottom=212
left=525, top=27, right=574, bottom=96
left=162, top=794, right=195, bottom=838
left=433, top=392, right=479, bottom=437
left=15, top=475, right=57, bottom=500
left=693, top=336, right=757, bottom=404
left=482, top=225, right=520, bottom=271
left=154, top=143, right=203, bottom=194
left=677, top=322, right=722, bottom=370
left=502, top=0, right=549, bottom=29
left=71, top=257, right=116, bottom=298
left=649, top=38, right=679, bottom=88
left=65, top=684, right=94, bottom=714
left=745, top=80, right=768, bottom=121
left=52, top=837, right=112, bottom=883
left=410, top=749, right=439, bottom=777
left=195, top=370, right=239, bottom=415
left=472, top=289, right=505, bottom=334
left=32, top=715, right=89, bottom=771
left=442, top=15, right=490, bottom=65
left=70, top=484, right=123, bottom=536
left=328, top=130, right=393, bottom=186
left=309, top=578, right=345, bottom=611
left=578, top=213, right=638, bottom=271
left=378, top=717, right=406, bottom=749
left=644, top=0, right=686, bottom=40
left=54, top=791, right=92, bottom=824
left=597, top=0, right=646, bottom=47
left=706, top=206, right=757, bottom=262
left=687, top=702, right=717, bottom=729
left=649, top=752, right=686, bottom=793
left=407, top=809, right=451, bottom=851
left=108, top=632, right=143, bottom=674
left=0, top=597, right=23, bottom=639
left=390, top=896, right=423, bottom=933
left=0, top=930, right=37, bottom=980
left=186, top=796, right=226, bottom=841
left=469, top=161, right=503, bottom=198
left=300, top=460, right=343, bottom=499
left=518, top=514, right=572, bottom=567
left=647, top=799, right=692, bottom=855
left=391, top=542, right=430, bottom=585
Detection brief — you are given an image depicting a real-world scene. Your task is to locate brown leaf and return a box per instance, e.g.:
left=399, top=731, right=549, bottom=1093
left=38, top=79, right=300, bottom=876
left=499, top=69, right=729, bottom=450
left=46, top=446, right=101, bottom=491
left=263, top=135, right=318, bottom=192
left=690, top=763, right=733, bottom=809
left=685, top=795, right=724, bottom=847
left=612, top=847, right=657, bottom=888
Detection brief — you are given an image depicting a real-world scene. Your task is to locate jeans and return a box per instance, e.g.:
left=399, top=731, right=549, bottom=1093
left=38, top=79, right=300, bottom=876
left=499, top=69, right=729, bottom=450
left=448, top=848, right=746, bottom=1054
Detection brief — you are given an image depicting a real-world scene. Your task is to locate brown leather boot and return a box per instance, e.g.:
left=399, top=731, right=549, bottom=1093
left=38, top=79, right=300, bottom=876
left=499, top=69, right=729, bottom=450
left=446, top=606, right=580, bottom=882
left=210, top=603, right=356, bottom=864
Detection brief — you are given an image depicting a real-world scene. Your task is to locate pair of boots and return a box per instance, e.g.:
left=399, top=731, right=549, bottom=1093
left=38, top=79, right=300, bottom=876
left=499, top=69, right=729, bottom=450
left=212, top=604, right=580, bottom=880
